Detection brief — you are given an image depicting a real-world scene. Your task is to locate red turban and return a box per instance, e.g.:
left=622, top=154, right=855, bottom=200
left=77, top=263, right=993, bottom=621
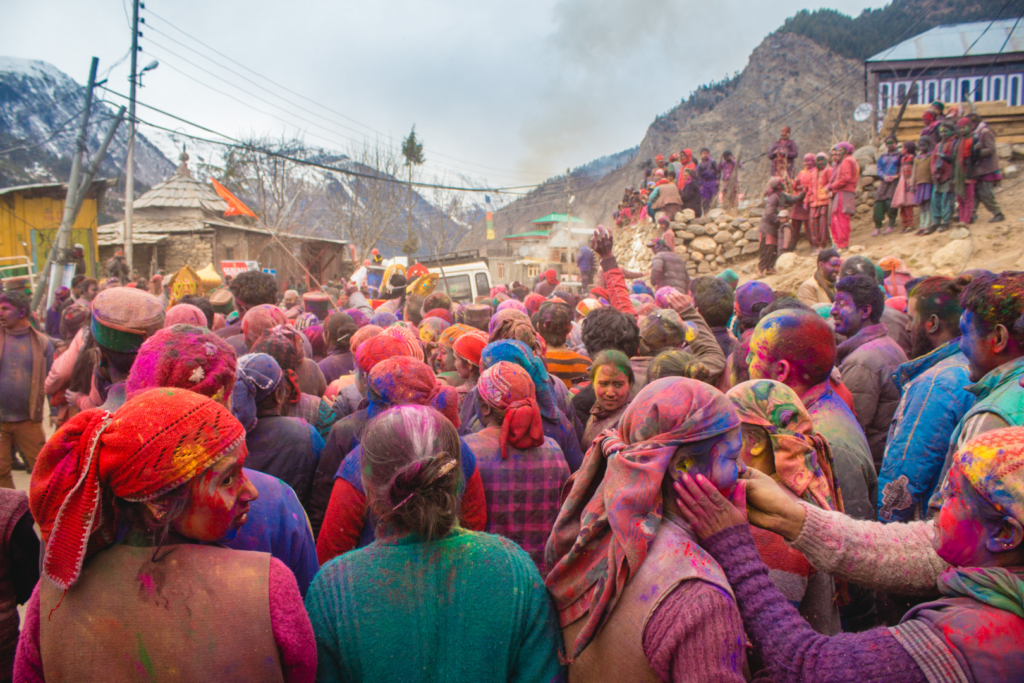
left=425, top=308, right=454, bottom=324
left=453, top=331, right=488, bottom=367
left=524, top=293, right=546, bottom=314
left=241, top=304, right=287, bottom=345
left=355, top=335, right=408, bottom=374
left=544, top=269, right=558, bottom=285
left=31, top=388, right=244, bottom=589
left=478, top=361, right=544, bottom=459
left=382, top=323, right=424, bottom=361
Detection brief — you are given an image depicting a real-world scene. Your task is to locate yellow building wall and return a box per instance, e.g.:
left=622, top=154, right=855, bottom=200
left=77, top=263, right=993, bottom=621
left=0, top=193, right=98, bottom=277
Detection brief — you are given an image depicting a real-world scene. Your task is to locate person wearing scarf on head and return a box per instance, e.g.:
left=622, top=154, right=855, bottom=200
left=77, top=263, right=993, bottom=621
left=759, top=177, right=805, bottom=277
left=672, top=426, right=1024, bottom=683
left=453, top=330, right=488, bottom=409
left=727, top=379, right=843, bottom=635
left=317, top=312, right=358, bottom=385
left=785, top=153, right=816, bottom=252
left=465, top=340, right=585, bottom=472
left=230, top=303, right=287, bottom=357
left=232, top=353, right=324, bottom=510
left=544, top=377, right=747, bottom=681
left=18, top=388, right=315, bottom=682
left=534, top=269, right=559, bottom=297
left=462, top=361, right=569, bottom=574
left=828, top=142, right=860, bottom=249
left=418, top=316, right=450, bottom=373
left=953, top=117, right=976, bottom=226
left=316, top=357, right=487, bottom=565
left=124, top=324, right=319, bottom=596
left=434, top=323, right=473, bottom=387
left=251, top=325, right=337, bottom=439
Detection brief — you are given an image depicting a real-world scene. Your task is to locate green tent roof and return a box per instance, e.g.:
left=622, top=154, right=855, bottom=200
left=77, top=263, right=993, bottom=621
left=531, top=213, right=585, bottom=224
left=503, top=230, right=549, bottom=240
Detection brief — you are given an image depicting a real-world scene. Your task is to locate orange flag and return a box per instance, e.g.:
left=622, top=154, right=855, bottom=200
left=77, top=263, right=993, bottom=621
left=211, top=178, right=258, bottom=219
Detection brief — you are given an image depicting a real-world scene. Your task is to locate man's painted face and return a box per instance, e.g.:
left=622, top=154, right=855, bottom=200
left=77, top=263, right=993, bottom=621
left=815, top=157, right=827, bottom=170
left=886, top=139, right=897, bottom=152
left=820, top=257, right=842, bottom=283
left=940, top=126, right=953, bottom=140
left=700, top=151, right=710, bottom=161
left=831, top=290, right=865, bottom=337
left=959, top=309, right=999, bottom=383
left=593, top=364, right=631, bottom=414
left=906, top=297, right=935, bottom=360
left=0, top=302, right=26, bottom=329
left=932, top=468, right=991, bottom=567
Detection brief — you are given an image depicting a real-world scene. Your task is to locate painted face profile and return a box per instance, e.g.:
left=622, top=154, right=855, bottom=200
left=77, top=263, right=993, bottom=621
left=171, top=445, right=258, bottom=543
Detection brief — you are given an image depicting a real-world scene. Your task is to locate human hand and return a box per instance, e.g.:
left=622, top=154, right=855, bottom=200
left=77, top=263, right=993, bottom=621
left=65, top=389, right=82, bottom=405
left=591, top=227, right=613, bottom=259
left=660, top=289, right=694, bottom=312
left=673, top=473, right=747, bottom=541
left=344, top=281, right=359, bottom=296
left=741, top=468, right=806, bottom=541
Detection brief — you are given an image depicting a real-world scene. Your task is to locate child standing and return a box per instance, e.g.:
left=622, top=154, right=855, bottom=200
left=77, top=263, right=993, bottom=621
left=891, top=140, right=917, bottom=233
left=913, top=137, right=934, bottom=235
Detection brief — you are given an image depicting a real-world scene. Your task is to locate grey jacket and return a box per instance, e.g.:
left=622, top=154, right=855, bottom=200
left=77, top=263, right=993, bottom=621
left=650, top=250, right=689, bottom=293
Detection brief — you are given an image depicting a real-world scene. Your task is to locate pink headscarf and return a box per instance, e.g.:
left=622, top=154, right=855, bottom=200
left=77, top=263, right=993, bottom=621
left=164, top=303, right=207, bottom=329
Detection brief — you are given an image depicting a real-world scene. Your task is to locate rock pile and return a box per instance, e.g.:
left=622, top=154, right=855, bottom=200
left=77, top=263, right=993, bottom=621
left=612, top=208, right=759, bottom=276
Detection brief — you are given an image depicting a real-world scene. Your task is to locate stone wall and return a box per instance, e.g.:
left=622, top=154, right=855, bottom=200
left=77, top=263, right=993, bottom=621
left=163, top=233, right=214, bottom=274
left=612, top=207, right=760, bottom=277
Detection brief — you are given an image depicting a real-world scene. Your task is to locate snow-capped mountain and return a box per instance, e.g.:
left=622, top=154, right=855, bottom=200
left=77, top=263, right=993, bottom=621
left=0, top=57, right=175, bottom=187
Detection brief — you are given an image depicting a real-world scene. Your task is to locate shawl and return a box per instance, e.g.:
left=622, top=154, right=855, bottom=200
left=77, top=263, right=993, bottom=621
left=294, top=312, right=319, bottom=331
left=496, top=299, right=529, bottom=316
left=370, top=311, right=398, bottom=328
left=354, top=335, right=408, bottom=374
left=453, top=330, right=488, bottom=367
left=424, top=308, right=454, bottom=324
left=488, top=308, right=531, bottom=336
left=477, top=361, right=545, bottom=460
left=250, top=325, right=305, bottom=403
left=480, top=340, right=558, bottom=423
left=366, top=356, right=460, bottom=428
left=382, top=324, right=425, bottom=362
left=726, top=380, right=842, bottom=512
left=418, top=317, right=451, bottom=343
left=813, top=269, right=836, bottom=303
left=125, top=325, right=238, bottom=403
left=30, top=388, right=244, bottom=589
left=949, top=426, right=1024, bottom=527
left=544, top=377, right=740, bottom=659
left=937, top=567, right=1024, bottom=620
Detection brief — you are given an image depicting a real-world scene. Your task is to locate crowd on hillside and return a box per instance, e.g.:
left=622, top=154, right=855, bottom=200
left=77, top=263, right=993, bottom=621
left=618, top=102, right=1006, bottom=279
left=0, top=216, right=1022, bottom=682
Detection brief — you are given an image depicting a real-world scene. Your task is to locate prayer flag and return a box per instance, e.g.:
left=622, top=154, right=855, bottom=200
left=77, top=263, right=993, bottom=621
left=211, top=178, right=258, bottom=219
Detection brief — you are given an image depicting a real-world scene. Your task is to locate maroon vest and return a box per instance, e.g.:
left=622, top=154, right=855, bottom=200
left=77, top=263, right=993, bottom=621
left=40, top=543, right=283, bottom=683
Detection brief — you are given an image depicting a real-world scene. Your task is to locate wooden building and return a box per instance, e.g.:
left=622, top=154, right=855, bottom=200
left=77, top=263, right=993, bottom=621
left=98, top=152, right=352, bottom=288
left=867, top=19, right=1024, bottom=134
left=0, top=179, right=110, bottom=282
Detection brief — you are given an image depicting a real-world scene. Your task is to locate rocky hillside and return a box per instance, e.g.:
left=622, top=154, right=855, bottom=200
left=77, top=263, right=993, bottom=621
left=461, top=30, right=871, bottom=255
left=0, top=57, right=175, bottom=190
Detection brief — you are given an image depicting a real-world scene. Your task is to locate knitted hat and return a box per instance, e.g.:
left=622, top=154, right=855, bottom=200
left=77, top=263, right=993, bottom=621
left=231, top=354, right=284, bottom=432
left=951, top=427, right=1024, bottom=525
left=345, top=308, right=370, bottom=328
left=370, top=311, right=398, bottom=328
left=164, top=303, right=207, bottom=328
left=209, top=288, right=235, bottom=314
left=31, top=388, right=244, bottom=589
left=294, top=311, right=319, bottom=331
left=125, top=324, right=238, bottom=403
left=91, top=287, right=166, bottom=353
left=241, top=304, right=287, bottom=345
left=302, top=291, right=331, bottom=321
left=382, top=323, right=425, bottom=361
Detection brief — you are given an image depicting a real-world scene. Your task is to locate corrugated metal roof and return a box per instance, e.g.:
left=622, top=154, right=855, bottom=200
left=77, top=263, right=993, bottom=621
left=503, top=230, right=549, bottom=240
left=0, top=179, right=112, bottom=199
left=531, top=213, right=585, bottom=224
left=868, top=19, right=1024, bottom=62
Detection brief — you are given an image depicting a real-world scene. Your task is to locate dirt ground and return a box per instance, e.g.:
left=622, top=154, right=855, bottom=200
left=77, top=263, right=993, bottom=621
left=736, top=176, right=1024, bottom=293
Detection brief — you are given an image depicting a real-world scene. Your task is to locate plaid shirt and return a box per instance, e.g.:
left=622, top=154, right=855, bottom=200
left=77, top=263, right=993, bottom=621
left=462, top=426, right=569, bottom=575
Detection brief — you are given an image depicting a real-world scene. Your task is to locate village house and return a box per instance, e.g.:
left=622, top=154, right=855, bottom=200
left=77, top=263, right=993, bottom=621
left=97, top=151, right=352, bottom=287
left=487, top=212, right=591, bottom=286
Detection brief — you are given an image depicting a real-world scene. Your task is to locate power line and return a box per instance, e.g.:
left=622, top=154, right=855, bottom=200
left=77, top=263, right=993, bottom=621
left=98, top=86, right=540, bottom=194
left=143, top=8, right=556, bottom=181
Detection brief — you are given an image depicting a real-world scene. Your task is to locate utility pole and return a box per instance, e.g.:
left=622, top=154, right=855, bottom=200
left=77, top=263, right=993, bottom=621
left=565, top=168, right=571, bottom=223
left=124, top=0, right=140, bottom=273
left=32, top=59, right=126, bottom=311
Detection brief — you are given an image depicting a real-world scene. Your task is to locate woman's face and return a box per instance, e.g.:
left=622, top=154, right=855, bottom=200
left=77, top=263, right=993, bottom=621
left=672, top=427, right=745, bottom=496
left=172, top=445, right=259, bottom=543
left=593, top=364, right=631, bottom=413
left=454, top=356, right=473, bottom=380
left=441, top=347, right=457, bottom=372
left=933, top=468, right=991, bottom=567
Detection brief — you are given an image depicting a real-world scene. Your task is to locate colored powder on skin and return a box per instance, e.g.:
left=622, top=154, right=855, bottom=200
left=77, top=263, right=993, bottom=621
left=137, top=633, right=156, bottom=681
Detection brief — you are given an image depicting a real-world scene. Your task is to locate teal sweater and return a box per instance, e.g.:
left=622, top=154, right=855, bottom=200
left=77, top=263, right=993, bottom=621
left=305, top=526, right=564, bottom=683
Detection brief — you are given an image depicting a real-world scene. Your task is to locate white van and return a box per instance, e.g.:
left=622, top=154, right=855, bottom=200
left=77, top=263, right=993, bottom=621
left=422, top=251, right=492, bottom=303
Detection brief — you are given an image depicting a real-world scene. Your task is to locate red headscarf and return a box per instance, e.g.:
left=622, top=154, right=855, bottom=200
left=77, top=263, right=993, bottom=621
left=545, top=377, right=740, bottom=660
left=31, top=388, right=245, bottom=589
left=382, top=323, right=425, bottom=361
left=453, top=330, right=488, bottom=367
left=424, top=308, right=454, bottom=324
left=543, top=269, right=558, bottom=285
left=355, top=335, right=408, bottom=374
left=478, top=362, right=544, bottom=459
left=524, top=293, right=546, bottom=314
left=241, top=304, right=287, bottom=346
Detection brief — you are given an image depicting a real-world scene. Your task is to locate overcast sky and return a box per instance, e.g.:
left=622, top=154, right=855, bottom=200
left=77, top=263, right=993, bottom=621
left=2, top=0, right=888, bottom=190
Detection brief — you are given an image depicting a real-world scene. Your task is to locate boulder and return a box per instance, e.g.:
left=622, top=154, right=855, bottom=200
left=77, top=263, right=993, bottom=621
left=861, top=164, right=879, bottom=178
left=674, top=244, right=688, bottom=254
left=713, top=231, right=732, bottom=244
left=731, top=218, right=745, bottom=228
left=681, top=209, right=697, bottom=221
left=691, top=251, right=704, bottom=261
left=774, top=252, right=801, bottom=273
left=1013, top=144, right=1024, bottom=158
left=948, top=227, right=970, bottom=241
left=745, top=229, right=760, bottom=241
left=740, top=222, right=753, bottom=229
left=741, top=242, right=760, bottom=255
left=689, top=225, right=707, bottom=236
left=715, top=255, right=726, bottom=265
left=931, top=239, right=972, bottom=273
left=853, top=146, right=876, bottom=166
left=724, top=248, right=740, bottom=261
left=731, top=230, right=744, bottom=240
left=675, top=230, right=696, bottom=241
left=857, top=176, right=875, bottom=191
left=697, top=261, right=711, bottom=273
left=690, top=236, right=718, bottom=254
left=708, top=208, right=725, bottom=220
left=704, top=224, right=719, bottom=236
left=998, top=142, right=1013, bottom=159
left=717, top=222, right=729, bottom=230
left=749, top=208, right=764, bottom=217
left=1006, top=164, right=1021, bottom=179
left=736, top=239, right=749, bottom=247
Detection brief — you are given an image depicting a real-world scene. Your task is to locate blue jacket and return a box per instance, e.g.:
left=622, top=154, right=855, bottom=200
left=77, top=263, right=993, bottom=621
left=877, top=339, right=975, bottom=522
left=876, top=151, right=901, bottom=179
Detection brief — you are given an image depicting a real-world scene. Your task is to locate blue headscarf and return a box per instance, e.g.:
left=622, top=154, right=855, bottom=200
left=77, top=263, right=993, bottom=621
left=231, top=353, right=283, bottom=432
left=370, top=311, right=398, bottom=328
left=480, top=340, right=558, bottom=422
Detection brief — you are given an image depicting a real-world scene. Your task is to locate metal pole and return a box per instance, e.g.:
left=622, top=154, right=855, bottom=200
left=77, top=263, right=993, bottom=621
left=32, top=58, right=98, bottom=311
left=124, top=0, right=139, bottom=273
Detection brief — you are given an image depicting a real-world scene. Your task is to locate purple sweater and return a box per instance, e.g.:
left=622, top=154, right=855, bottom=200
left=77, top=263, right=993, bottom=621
left=703, top=525, right=926, bottom=683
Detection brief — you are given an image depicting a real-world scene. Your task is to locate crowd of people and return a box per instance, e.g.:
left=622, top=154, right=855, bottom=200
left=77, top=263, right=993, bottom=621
left=0, top=218, right=1021, bottom=682
left=618, top=102, right=1006, bottom=280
